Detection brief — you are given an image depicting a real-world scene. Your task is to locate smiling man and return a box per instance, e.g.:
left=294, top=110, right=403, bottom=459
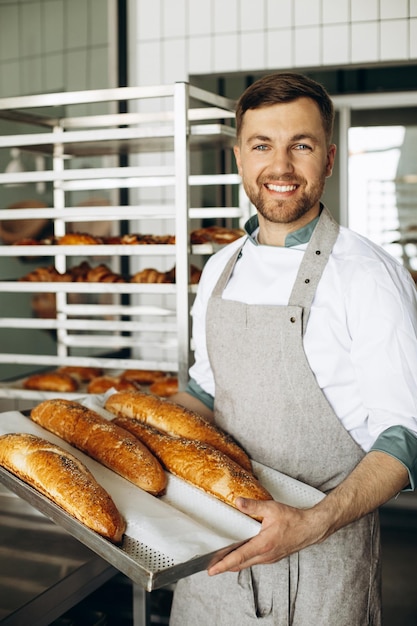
left=169, top=72, right=417, bottom=625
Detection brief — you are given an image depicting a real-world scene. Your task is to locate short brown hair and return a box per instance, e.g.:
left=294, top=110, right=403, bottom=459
left=235, top=72, right=335, bottom=144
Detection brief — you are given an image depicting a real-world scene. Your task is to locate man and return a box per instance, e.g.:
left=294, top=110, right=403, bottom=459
left=169, top=72, right=417, bottom=625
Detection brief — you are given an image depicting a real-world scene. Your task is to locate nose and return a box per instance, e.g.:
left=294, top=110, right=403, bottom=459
left=267, top=147, right=294, bottom=176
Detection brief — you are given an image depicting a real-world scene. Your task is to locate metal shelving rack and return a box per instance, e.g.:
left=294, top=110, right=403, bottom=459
left=0, top=83, right=249, bottom=395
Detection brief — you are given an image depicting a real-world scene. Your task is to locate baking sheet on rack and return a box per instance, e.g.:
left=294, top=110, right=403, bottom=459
left=0, top=396, right=324, bottom=571
left=0, top=371, right=165, bottom=401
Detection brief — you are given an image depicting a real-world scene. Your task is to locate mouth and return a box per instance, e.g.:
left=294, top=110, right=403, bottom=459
left=265, top=182, right=298, bottom=193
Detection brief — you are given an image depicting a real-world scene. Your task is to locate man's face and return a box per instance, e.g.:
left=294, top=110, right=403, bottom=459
left=234, top=97, right=336, bottom=226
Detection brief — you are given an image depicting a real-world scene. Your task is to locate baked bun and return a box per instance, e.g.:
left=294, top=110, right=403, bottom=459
left=23, top=372, right=79, bottom=392
left=191, top=226, right=245, bottom=245
left=58, top=232, right=102, bottom=245
left=130, top=268, right=167, bottom=283
left=56, top=366, right=104, bottom=382
left=0, top=433, right=126, bottom=543
left=121, top=369, right=166, bottom=385
left=149, top=376, right=178, bottom=397
left=19, top=266, right=72, bottom=282
left=85, top=264, right=124, bottom=283
left=87, top=376, right=139, bottom=394
left=163, top=265, right=202, bottom=285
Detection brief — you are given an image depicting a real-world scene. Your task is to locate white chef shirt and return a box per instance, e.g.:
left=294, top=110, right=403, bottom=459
left=189, top=213, right=417, bottom=458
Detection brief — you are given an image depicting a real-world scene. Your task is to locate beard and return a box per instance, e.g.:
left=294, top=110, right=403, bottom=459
left=242, top=172, right=326, bottom=225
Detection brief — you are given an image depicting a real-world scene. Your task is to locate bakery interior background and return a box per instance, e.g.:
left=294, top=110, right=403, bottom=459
left=0, top=0, right=416, bottom=379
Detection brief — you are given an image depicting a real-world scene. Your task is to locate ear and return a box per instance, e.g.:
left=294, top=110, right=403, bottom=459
left=326, top=143, right=337, bottom=177
left=233, top=144, right=243, bottom=176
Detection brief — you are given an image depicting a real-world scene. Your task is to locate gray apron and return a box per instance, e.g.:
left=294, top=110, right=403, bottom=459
left=170, top=208, right=381, bottom=625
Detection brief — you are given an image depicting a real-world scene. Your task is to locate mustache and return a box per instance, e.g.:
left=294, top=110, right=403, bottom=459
left=258, top=175, right=304, bottom=185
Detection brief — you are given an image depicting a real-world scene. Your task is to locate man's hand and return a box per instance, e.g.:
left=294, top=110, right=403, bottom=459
left=208, top=451, right=409, bottom=576
left=208, top=497, right=326, bottom=575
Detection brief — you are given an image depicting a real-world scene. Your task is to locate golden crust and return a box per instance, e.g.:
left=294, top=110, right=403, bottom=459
left=149, top=377, right=178, bottom=397
left=121, top=369, right=166, bottom=384
left=104, top=390, right=253, bottom=473
left=30, top=399, right=167, bottom=496
left=87, top=376, right=139, bottom=394
left=23, top=372, right=79, bottom=392
left=0, top=433, right=126, bottom=543
left=113, top=417, right=271, bottom=519
left=56, top=366, right=104, bottom=382
left=58, top=232, right=102, bottom=245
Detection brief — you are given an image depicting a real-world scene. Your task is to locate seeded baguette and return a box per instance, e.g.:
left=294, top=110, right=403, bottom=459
left=0, top=433, right=126, bottom=543
left=30, top=399, right=167, bottom=496
left=113, top=415, right=272, bottom=520
left=105, top=390, right=253, bottom=473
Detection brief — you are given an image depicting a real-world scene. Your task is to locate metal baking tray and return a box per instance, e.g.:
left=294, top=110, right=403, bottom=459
left=0, top=408, right=324, bottom=591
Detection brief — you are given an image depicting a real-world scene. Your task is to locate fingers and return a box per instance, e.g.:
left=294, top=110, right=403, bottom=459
left=207, top=498, right=276, bottom=576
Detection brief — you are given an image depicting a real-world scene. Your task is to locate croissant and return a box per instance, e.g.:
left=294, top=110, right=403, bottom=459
left=130, top=268, right=167, bottom=283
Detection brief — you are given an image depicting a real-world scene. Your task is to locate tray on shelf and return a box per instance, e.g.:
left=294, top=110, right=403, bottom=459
left=0, top=405, right=324, bottom=591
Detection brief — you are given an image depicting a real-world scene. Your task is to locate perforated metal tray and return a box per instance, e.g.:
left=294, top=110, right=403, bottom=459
left=0, top=409, right=324, bottom=591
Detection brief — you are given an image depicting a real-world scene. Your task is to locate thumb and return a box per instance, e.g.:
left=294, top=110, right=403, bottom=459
left=235, top=497, right=266, bottom=521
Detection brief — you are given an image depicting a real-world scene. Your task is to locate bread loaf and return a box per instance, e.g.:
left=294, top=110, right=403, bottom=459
left=30, top=399, right=167, bottom=496
left=113, top=417, right=271, bottom=519
left=0, top=433, right=126, bottom=543
left=104, top=390, right=253, bottom=473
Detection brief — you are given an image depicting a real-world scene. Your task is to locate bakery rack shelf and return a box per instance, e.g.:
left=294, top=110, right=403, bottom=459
left=0, top=82, right=248, bottom=395
left=0, top=281, right=197, bottom=294
left=0, top=244, right=217, bottom=257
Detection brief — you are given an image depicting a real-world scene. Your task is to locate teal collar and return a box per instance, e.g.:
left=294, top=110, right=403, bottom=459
left=244, top=213, right=320, bottom=248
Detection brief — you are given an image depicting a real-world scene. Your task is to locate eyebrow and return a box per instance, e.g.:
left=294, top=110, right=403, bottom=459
left=245, top=132, right=319, bottom=145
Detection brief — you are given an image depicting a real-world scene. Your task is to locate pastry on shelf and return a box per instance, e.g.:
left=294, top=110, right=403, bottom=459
left=121, top=369, right=166, bottom=384
left=149, top=376, right=178, bottom=397
left=87, top=375, right=140, bottom=394
left=56, top=366, right=104, bottom=382
left=82, top=263, right=124, bottom=283
left=130, top=268, right=170, bottom=284
left=23, top=371, right=79, bottom=392
left=20, top=261, right=124, bottom=283
left=58, top=232, right=103, bottom=245
left=190, top=225, right=245, bottom=245
left=130, top=264, right=201, bottom=284
left=19, top=265, right=72, bottom=282
left=164, top=264, right=202, bottom=285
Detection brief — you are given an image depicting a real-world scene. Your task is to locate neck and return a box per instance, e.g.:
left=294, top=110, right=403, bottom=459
left=257, top=206, right=321, bottom=247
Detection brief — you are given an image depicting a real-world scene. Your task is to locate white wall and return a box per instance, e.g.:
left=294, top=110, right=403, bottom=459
left=129, top=0, right=417, bottom=86
left=0, top=0, right=117, bottom=97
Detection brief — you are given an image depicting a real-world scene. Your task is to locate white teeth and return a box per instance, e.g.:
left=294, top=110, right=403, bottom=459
left=266, top=183, right=297, bottom=192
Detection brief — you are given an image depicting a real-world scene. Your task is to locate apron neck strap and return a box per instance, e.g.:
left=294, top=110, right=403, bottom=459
left=289, top=206, right=339, bottom=332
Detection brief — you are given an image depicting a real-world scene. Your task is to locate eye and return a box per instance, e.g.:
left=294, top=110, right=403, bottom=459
left=253, top=144, right=269, bottom=151
left=294, top=143, right=312, bottom=151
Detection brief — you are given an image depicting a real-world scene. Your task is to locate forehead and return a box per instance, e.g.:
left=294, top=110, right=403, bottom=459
left=239, top=97, right=326, bottom=140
